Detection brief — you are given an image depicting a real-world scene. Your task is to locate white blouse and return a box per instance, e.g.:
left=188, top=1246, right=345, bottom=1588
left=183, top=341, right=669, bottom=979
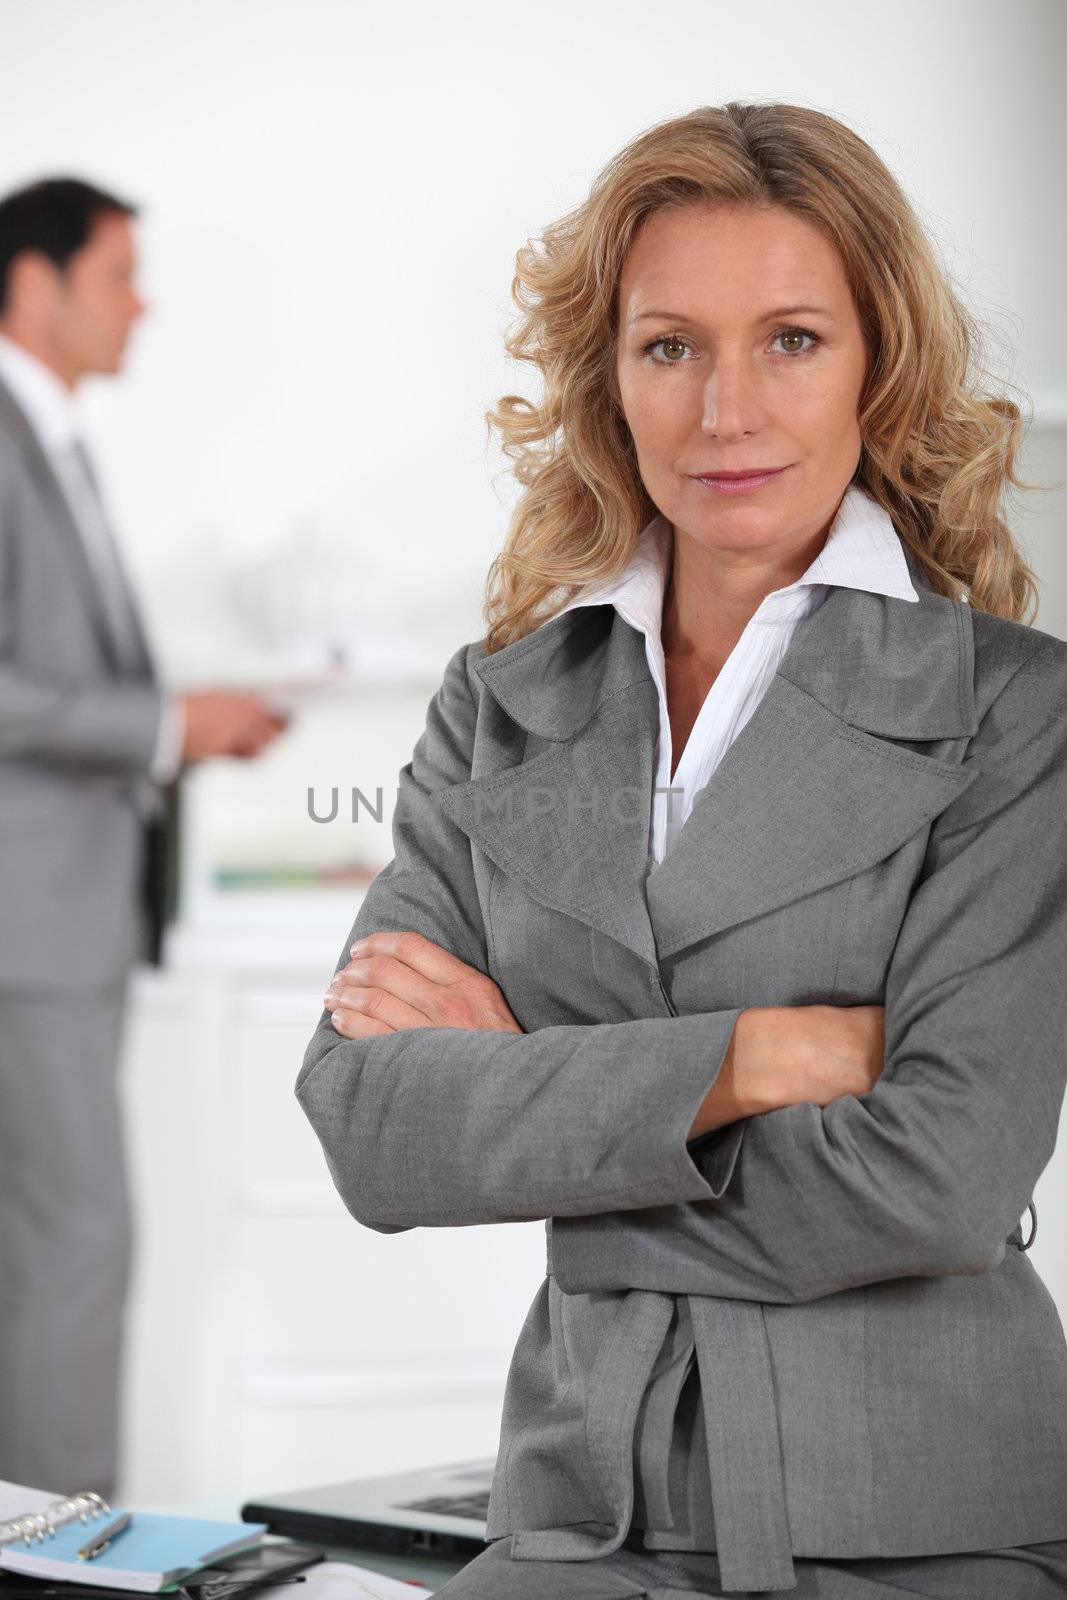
left=553, top=483, right=920, bottom=866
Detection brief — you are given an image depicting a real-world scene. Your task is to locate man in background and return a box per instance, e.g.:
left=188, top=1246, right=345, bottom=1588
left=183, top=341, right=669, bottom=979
left=0, top=177, right=286, bottom=1496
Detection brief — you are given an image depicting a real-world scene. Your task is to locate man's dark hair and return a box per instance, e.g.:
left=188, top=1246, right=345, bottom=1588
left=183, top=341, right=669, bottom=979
left=0, top=177, right=139, bottom=313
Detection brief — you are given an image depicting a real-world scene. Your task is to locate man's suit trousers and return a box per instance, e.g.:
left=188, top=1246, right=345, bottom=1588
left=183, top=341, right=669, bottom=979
left=0, top=983, right=132, bottom=1498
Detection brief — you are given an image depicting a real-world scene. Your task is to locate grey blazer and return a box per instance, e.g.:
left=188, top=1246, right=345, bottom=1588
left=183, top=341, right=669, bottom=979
left=0, top=373, right=163, bottom=989
left=297, top=541, right=1067, bottom=1595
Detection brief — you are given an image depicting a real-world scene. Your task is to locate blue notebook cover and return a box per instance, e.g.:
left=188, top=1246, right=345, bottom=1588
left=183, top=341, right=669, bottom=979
left=0, top=1510, right=267, bottom=1592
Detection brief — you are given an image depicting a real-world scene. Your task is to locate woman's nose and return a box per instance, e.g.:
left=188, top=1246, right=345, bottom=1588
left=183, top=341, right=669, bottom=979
left=700, top=359, right=766, bottom=440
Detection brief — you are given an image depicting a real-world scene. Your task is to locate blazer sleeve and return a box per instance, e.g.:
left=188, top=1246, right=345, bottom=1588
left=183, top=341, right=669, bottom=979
left=551, top=633, right=1067, bottom=1303
left=295, top=641, right=748, bottom=1232
left=0, top=666, right=164, bottom=771
left=0, top=487, right=163, bottom=772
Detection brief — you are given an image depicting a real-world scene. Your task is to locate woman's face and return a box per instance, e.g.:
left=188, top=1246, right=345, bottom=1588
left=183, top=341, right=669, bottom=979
left=614, top=201, right=869, bottom=560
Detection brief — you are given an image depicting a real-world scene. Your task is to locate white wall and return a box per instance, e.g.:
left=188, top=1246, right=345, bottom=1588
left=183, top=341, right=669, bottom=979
left=1, top=0, right=1064, bottom=677
left=3, top=0, right=1065, bottom=1508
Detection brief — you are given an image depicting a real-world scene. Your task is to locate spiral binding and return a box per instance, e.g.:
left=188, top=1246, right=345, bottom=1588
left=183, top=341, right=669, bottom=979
left=0, top=1492, right=110, bottom=1549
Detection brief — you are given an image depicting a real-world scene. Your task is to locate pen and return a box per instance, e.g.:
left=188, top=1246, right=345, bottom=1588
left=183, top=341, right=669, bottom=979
left=76, top=1511, right=134, bottom=1561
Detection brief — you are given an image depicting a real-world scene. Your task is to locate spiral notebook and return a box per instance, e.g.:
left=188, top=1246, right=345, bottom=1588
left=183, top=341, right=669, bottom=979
left=0, top=1481, right=266, bottom=1592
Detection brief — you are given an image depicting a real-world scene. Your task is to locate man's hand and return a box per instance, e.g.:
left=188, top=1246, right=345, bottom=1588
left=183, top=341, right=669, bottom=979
left=323, top=931, right=524, bottom=1039
left=180, top=689, right=289, bottom=763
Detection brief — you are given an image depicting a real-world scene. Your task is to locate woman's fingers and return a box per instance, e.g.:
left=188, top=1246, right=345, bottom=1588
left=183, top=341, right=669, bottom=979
left=330, top=931, right=481, bottom=1026
left=327, top=985, right=424, bottom=1037
left=323, top=930, right=523, bottom=1035
left=349, top=930, right=477, bottom=986
left=328, top=950, right=458, bottom=1022
left=327, top=1005, right=393, bottom=1039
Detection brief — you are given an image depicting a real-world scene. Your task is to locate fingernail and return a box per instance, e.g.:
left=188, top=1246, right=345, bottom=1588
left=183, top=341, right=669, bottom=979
left=331, top=1010, right=343, bottom=1026
left=350, top=939, right=366, bottom=955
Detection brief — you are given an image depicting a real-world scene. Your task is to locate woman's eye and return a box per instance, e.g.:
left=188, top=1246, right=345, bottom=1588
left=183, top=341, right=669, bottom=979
left=771, top=327, right=820, bottom=355
left=644, top=334, right=691, bottom=363
left=641, top=326, right=821, bottom=364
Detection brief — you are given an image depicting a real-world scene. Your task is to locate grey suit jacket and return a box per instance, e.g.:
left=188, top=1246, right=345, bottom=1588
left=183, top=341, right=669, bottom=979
left=297, top=542, right=1067, bottom=1594
left=0, top=373, right=164, bottom=990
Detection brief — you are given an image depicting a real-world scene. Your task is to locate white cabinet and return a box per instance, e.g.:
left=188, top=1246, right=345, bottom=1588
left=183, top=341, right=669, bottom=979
left=116, top=904, right=546, bottom=1505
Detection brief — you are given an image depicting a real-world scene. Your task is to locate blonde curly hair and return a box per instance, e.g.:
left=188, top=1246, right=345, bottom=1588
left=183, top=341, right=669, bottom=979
left=482, top=101, right=1044, bottom=654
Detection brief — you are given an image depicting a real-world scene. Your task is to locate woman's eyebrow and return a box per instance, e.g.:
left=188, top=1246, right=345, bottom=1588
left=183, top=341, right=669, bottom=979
left=626, top=303, right=839, bottom=326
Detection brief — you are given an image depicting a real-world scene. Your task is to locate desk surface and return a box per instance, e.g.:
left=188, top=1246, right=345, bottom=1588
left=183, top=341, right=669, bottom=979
left=306, top=1540, right=466, bottom=1592
left=297, top=1541, right=466, bottom=1593
left=150, top=1501, right=468, bottom=1594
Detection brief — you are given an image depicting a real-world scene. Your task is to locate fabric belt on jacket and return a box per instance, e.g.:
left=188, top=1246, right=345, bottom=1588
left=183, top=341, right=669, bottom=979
left=690, top=1295, right=797, bottom=1592
left=509, top=1289, right=798, bottom=1594
left=633, top=1295, right=700, bottom=1532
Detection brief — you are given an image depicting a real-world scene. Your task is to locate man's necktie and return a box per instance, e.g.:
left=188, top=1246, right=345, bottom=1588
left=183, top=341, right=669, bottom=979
left=64, top=436, right=153, bottom=678
left=63, top=437, right=166, bottom=830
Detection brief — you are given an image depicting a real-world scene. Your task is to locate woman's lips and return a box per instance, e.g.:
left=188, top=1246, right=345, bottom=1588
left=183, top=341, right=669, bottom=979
left=691, top=465, right=792, bottom=494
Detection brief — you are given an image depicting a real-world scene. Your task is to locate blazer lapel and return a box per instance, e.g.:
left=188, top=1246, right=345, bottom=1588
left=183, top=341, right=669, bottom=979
left=440, top=608, right=663, bottom=965
left=441, top=543, right=981, bottom=968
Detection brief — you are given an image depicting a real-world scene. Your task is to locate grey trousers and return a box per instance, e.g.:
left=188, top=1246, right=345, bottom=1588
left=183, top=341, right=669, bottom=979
left=433, top=1533, right=1067, bottom=1597
left=0, top=984, right=132, bottom=1499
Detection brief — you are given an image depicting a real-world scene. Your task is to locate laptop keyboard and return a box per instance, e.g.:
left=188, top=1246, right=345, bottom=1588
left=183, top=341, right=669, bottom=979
left=395, top=1491, right=492, bottom=1520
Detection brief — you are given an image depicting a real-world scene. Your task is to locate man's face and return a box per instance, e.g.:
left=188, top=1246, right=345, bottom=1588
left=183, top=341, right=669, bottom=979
left=48, top=211, right=147, bottom=380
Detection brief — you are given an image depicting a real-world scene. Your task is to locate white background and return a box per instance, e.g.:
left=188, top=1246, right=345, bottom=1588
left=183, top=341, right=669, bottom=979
left=2, top=0, right=1065, bottom=674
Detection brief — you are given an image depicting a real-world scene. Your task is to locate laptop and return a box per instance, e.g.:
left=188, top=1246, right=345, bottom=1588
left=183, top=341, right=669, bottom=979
left=240, top=1458, right=496, bottom=1561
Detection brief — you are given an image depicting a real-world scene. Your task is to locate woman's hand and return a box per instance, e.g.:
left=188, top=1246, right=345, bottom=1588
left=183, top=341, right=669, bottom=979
left=739, top=1003, right=887, bottom=1114
left=323, top=930, right=525, bottom=1039
left=787, top=1003, right=887, bottom=1106
left=688, top=1002, right=886, bottom=1139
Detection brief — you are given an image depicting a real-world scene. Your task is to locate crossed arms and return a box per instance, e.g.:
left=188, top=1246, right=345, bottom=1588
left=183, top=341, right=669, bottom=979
left=296, top=635, right=1067, bottom=1304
